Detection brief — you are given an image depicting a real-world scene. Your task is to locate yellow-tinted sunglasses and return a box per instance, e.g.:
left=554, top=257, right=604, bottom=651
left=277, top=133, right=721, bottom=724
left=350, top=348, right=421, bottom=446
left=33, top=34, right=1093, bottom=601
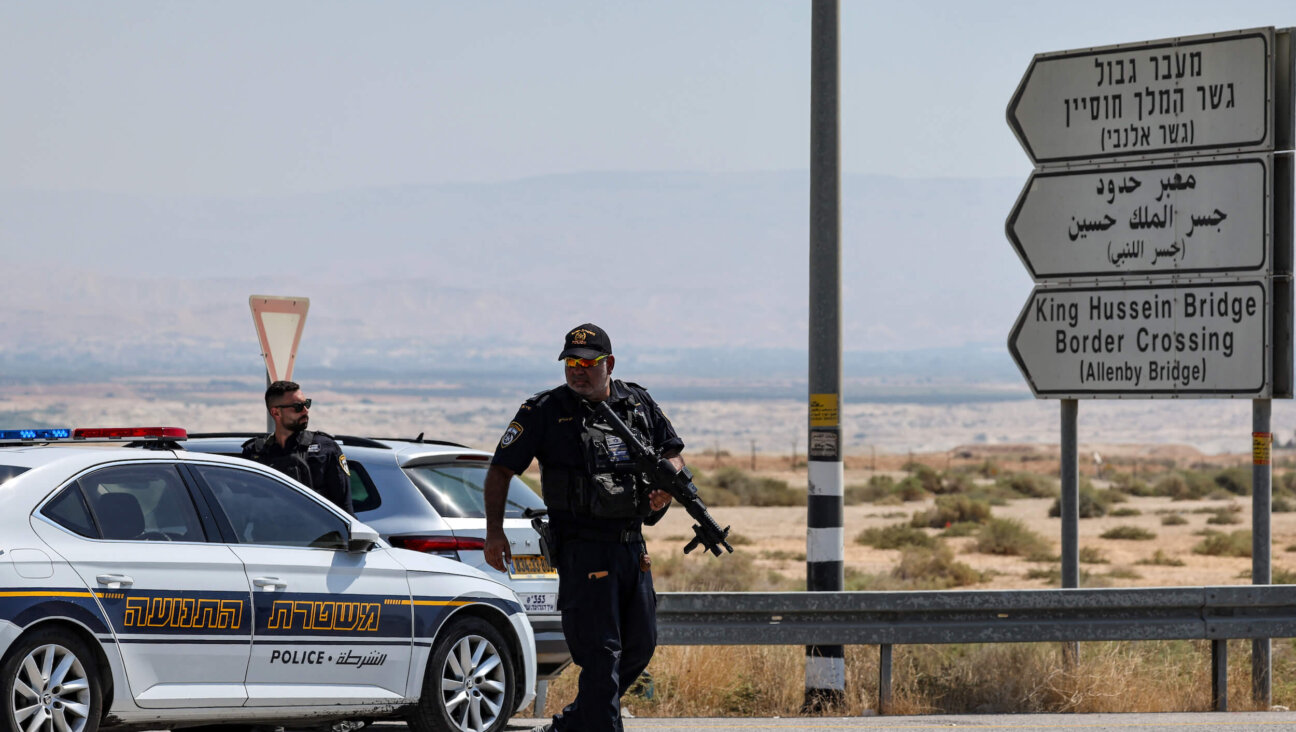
left=564, top=355, right=608, bottom=368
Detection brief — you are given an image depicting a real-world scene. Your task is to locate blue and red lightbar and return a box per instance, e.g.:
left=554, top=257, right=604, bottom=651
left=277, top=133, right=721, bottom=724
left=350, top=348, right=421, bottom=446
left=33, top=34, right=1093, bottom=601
left=0, top=427, right=187, bottom=444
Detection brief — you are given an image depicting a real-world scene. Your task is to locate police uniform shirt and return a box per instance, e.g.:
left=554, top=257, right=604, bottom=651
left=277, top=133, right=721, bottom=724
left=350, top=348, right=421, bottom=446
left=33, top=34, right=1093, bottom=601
left=491, top=380, right=683, bottom=530
left=241, top=430, right=355, bottom=515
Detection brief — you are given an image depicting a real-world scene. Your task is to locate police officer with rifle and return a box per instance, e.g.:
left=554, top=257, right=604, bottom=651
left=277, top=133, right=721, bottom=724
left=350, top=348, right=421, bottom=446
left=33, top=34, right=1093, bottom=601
left=483, top=324, right=729, bottom=732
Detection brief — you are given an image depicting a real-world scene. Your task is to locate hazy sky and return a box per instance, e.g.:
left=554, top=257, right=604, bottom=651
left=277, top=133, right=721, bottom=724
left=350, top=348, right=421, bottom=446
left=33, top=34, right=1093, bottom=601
left=4, top=1, right=1293, bottom=197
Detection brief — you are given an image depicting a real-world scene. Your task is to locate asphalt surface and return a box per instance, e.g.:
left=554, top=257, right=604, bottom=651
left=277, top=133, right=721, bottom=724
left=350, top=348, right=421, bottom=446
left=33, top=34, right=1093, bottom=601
left=503, top=712, right=1296, bottom=731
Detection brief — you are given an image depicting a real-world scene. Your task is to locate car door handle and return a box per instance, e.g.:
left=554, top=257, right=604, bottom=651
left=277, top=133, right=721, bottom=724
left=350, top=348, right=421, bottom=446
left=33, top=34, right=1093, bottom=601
left=252, top=576, right=288, bottom=591
left=96, top=574, right=134, bottom=589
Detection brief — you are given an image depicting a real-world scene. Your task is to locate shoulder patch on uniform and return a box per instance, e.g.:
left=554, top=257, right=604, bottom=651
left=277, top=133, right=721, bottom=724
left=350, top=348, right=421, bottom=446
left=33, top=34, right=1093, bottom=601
left=499, top=421, right=524, bottom=448
left=339, top=454, right=350, bottom=476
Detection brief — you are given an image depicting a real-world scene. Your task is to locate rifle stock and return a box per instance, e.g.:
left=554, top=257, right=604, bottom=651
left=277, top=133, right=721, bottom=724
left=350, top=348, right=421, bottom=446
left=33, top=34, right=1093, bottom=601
left=591, top=401, right=733, bottom=556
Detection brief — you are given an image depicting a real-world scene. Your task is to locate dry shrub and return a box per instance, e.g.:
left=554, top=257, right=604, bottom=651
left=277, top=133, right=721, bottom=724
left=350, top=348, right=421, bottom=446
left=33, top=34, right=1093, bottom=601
left=652, top=548, right=792, bottom=592
left=855, top=523, right=935, bottom=550
left=1100, top=525, right=1156, bottom=541
left=1137, top=549, right=1186, bottom=567
left=995, top=472, right=1058, bottom=498
left=1161, top=513, right=1189, bottom=526
left=892, top=544, right=986, bottom=588
left=696, top=467, right=803, bottom=507
left=974, top=518, right=1049, bottom=556
left=911, top=495, right=992, bottom=529
left=1193, top=529, right=1252, bottom=557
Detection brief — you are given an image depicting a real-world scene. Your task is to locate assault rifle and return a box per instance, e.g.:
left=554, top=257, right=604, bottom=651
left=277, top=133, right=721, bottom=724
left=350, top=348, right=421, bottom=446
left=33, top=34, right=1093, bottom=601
left=591, top=400, right=733, bottom=556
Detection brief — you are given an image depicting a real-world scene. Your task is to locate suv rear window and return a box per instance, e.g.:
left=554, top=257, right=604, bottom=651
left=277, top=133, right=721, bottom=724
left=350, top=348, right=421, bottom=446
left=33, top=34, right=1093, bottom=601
left=404, top=464, right=544, bottom=518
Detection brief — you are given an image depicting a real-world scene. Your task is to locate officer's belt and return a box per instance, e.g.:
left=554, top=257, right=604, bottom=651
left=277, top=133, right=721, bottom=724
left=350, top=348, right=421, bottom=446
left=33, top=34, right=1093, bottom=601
left=562, top=527, right=644, bottom=544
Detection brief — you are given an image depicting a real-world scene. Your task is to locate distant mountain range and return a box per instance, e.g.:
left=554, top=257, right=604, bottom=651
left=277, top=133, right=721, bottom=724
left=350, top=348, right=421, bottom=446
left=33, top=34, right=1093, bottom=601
left=1, top=171, right=1033, bottom=396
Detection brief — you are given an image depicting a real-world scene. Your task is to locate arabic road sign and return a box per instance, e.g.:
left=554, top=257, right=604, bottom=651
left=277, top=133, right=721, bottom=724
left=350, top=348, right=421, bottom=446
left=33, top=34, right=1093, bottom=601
left=1008, top=28, right=1273, bottom=165
left=1008, top=279, right=1271, bottom=398
left=249, top=295, right=309, bottom=383
left=1007, top=154, right=1272, bottom=279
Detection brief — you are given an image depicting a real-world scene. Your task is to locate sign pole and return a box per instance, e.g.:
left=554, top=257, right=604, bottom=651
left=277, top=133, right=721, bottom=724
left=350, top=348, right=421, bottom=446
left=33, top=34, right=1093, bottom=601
left=1060, top=399, right=1080, bottom=664
left=805, top=0, right=844, bottom=711
left=1252, top=399, right=1272, bottom=705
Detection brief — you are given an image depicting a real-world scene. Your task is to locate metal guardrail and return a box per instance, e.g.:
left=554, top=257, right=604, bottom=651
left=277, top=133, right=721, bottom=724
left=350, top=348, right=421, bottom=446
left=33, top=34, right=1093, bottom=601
left=656, top=586, right=1296, bottom=712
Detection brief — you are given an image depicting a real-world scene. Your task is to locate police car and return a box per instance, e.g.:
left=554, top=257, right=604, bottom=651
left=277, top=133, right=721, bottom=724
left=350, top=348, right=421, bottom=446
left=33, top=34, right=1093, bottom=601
left=0, top=427, right=535, bottom=732
left=178, top=434, right=571, bottom=682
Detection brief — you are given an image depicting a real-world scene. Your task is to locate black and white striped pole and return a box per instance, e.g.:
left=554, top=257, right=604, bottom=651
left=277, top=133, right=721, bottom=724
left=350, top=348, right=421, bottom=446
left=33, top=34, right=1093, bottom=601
left=805, top=0, right=844, bottom=711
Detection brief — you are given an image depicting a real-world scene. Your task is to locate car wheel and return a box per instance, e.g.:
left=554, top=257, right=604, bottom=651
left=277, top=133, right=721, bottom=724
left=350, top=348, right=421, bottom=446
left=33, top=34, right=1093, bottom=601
left=1, top=628, right=102, bottom=732
left=409, top=616, right=516, bottom=732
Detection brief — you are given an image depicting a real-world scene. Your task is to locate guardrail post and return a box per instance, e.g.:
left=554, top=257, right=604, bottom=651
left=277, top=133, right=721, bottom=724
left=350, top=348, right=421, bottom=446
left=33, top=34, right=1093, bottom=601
left=1212, top=639, right=1229, bottom=711
left=878, top=644, right=893, bottom=714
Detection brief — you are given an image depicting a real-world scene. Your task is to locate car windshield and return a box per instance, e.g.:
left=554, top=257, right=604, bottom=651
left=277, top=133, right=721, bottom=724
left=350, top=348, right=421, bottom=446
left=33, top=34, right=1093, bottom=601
left=0, top=465, right=29, bottom=487
left=404, top=464, right=544, bottom=519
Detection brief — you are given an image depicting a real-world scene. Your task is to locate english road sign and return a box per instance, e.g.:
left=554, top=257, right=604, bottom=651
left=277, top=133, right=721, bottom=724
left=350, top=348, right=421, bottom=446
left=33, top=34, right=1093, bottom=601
left=1006, top=154, right=1272, bottom=279
left=1008, top=279, right=1271, bottom=398
left=1008, top=28, right=1273, bottom=166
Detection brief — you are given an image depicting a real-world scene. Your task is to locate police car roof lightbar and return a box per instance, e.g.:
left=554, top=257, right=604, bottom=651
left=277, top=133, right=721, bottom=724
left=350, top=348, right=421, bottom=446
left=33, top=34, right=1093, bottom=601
left=73, top=427, right=188, bottom=440
left=0, top=428, right=72, bottom=441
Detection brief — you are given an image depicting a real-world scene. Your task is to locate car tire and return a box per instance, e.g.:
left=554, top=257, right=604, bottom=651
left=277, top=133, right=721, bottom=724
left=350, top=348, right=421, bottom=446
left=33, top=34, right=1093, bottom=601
left=1, top=627, right=102, bottom=732
left=409, top=616, right=516, bottom=732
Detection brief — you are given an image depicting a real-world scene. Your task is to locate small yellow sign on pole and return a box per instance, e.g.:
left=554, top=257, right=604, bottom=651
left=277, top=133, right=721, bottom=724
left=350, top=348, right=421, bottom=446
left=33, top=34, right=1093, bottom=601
left=809, top=393, right=839, bottom=428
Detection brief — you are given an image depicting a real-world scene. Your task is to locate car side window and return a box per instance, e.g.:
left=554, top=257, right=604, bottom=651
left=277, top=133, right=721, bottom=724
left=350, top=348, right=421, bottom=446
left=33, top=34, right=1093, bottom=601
left=77, top=464, right=207, bottom=542
left=41, top=485, right=98, bottom=538
left=348, top=461, right=381, bottom=512
left=194, top=464, right=349, bottom=550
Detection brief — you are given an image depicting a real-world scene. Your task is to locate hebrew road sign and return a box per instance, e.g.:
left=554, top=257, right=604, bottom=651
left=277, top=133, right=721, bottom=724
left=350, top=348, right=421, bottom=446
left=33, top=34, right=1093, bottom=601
left=1008, top=28, right=1273, bottom=165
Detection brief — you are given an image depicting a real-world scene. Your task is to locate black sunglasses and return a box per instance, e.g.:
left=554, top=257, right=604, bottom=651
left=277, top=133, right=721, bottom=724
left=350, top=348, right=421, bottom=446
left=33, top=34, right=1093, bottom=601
left=273, top=399, right=312, bottom=412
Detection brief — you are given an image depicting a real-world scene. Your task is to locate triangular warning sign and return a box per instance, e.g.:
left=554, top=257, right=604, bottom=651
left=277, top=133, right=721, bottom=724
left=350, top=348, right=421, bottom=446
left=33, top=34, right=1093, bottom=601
left=249, top=295, right=310, bottom=383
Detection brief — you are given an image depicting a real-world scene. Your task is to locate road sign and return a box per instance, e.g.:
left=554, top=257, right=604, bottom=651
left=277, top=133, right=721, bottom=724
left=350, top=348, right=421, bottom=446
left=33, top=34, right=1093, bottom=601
left=1007, top=154, right=1272, bottom=279
left=249, top=295, right=309, bottom=383
left=1008, top=279, right=1271, bottom=398
left=1008, top=28, right=1273, bottom=165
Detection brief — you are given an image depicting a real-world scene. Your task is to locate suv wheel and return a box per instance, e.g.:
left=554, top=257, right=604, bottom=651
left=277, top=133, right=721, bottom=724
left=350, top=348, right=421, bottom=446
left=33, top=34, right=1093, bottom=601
left=2, top=628, right=102, bottom=732
left=409, top=616, right=515, bottom=732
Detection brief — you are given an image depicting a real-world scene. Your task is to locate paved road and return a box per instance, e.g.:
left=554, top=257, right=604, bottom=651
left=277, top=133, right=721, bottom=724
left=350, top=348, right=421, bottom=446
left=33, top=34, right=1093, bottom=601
left=504, top=711, right=1296, bottom=731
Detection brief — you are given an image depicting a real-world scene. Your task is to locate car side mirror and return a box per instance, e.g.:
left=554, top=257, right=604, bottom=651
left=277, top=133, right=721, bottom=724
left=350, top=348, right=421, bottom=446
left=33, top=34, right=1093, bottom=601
left=347, top=523, right=381, bottom=553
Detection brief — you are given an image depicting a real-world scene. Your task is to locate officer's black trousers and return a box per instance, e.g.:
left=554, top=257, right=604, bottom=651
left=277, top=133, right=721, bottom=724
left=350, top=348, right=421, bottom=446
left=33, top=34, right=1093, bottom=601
left=551, top=539, right=656, bottom=732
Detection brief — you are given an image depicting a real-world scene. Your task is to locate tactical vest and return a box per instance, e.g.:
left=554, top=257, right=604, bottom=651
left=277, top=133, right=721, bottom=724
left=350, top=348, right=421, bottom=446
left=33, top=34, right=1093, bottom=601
left=541, top=386, right=655, bottom=519
left=245, top=432, right=316, bottom=488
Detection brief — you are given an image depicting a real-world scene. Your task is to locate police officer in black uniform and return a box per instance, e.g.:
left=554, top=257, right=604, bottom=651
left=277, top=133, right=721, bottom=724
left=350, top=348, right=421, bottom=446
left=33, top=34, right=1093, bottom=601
left=241, top=380, right=354, bottom=515
left=484, top=324, right=683, bottom=732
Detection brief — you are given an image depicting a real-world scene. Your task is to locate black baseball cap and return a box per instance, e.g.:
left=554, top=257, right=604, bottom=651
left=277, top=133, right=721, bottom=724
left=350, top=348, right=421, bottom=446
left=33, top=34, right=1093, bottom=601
left=558, top=323, right=612, bottom=360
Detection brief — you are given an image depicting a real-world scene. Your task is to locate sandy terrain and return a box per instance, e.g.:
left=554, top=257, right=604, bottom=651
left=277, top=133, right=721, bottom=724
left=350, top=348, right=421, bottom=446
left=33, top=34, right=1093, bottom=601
left=643, top=492, right=1291, bottom=590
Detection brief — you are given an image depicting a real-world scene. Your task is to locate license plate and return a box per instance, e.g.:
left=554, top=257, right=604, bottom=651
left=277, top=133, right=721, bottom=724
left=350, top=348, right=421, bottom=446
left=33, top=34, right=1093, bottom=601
left=521, top=592, right=557, bottom=613
left=510, top=554, right=556, bottom=578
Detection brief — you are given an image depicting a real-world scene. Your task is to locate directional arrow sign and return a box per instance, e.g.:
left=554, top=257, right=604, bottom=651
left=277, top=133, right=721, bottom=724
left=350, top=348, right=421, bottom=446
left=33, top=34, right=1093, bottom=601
left=1008, top=279, right=1271, bottom=398
left=1007, top=154, right=1271, bottom=279
left=1008, top=28, right=1272, bottom=165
